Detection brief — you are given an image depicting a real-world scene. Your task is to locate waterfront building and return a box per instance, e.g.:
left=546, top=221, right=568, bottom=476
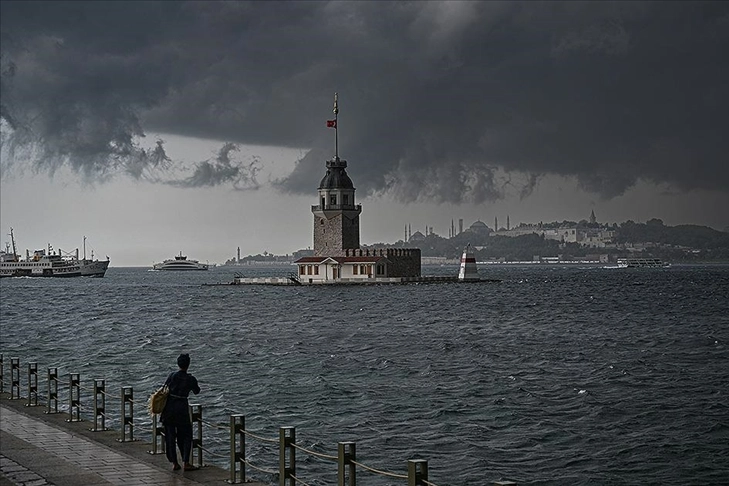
left=490, top=221, right=614, bottom=247
left=294, top=94, right=421, bottom=282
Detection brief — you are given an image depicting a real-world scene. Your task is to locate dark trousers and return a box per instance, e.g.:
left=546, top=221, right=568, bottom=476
left=164, top=422, right=193, bottom=464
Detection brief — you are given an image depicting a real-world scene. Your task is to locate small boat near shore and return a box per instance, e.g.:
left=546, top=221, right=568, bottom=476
left=153, top=252, right=209, bottom=271
left=0, top=229, right=110, bottom=278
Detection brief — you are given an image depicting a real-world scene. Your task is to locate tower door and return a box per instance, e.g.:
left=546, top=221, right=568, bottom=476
left=332, top=267, right=339, bottom=279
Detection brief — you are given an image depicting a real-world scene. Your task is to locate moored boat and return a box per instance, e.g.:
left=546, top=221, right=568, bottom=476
left=152, top=252, right=209, bottom=271
left=0, top=229, right=110, bottom=278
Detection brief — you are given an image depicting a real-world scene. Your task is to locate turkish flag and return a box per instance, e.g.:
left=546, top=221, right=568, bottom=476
left=326, top=119, right=337, bottom=128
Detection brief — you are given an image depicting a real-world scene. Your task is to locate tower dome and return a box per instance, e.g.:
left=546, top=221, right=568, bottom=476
left=319, top=160, right=354, bottom=189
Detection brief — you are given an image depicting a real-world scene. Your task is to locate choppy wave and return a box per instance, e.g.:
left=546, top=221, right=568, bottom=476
left=2, top=264, right=728, bottom=485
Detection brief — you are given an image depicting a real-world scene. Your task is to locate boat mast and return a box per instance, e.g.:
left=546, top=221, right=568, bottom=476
left=9, top=228, right=18, bottom=261
left=83, top=236, right=86, bottom=260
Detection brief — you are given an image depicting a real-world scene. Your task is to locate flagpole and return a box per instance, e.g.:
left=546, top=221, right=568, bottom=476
left=333, top=92, right=339, bottom=160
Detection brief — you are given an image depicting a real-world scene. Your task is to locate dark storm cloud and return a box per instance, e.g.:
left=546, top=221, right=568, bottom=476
left=1, top=1, right=727, bottom=202
left=167, top=142, right=261, bottom=190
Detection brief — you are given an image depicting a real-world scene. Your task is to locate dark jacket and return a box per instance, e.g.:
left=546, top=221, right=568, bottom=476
left=161, top=370, right=200, bottom=425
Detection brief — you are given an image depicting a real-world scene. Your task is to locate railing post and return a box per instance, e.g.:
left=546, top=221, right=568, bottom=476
left=190, top=404, right=204, bottom=467
left=0, top=354, right=4, bottom=393
left=279, top=426, right=296, bottom=486
left=119, top=386, right=134, bottom=442
left=148, top=413, right=166, bottom=455
left=229, top=414, right=245, bottom=484
left=407, top=459, right=428, bottom=486
left=338, top=441, right=356, bottom=486
left=10, top=357, right=20, bottom=399
left=46, top=368, right=59, bottom=414
left=26, top=362, right=38, bottom=407
left=66, top=373, right=82, bottom=422
left=91, top=379, right=106, bottom=431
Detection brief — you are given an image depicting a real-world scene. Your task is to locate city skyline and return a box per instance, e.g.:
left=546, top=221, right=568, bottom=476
left=2, top=2, right=728, bottom=266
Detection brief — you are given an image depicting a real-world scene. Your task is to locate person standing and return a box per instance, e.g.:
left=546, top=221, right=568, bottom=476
left=161, top=353, right=201, bottom=471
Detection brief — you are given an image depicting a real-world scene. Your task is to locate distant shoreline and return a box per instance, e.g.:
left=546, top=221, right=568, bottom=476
left=88, top=261, right=729, bottom=269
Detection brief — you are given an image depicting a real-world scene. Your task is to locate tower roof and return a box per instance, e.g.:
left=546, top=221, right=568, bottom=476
left=319, top=157, right=354, bottom=189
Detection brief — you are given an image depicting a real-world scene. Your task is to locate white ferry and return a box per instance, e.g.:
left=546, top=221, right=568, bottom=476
left=153, top=252, right=209, bottom=271
left=0, top=229, right=110, bottom=278
left=617, top=258, right=671, bottom=268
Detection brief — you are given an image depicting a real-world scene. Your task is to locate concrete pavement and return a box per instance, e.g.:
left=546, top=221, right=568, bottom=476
left=0, top=394, right=267, bottom=486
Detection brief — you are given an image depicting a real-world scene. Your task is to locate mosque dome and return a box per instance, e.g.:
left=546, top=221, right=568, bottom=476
left=469, top=220, right=488, bottom=231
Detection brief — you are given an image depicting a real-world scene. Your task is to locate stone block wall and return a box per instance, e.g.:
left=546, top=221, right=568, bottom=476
left=345, top=248, right=421, bottom=277
left=313, top=214, right=360, bottom=256
left=386, top=248, right=421, bottom=277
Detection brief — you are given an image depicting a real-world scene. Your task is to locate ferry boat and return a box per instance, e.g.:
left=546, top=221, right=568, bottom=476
left=153, top=252, right=209, bottom=271
left=0, top=229, right=110, bottom=278
left=617, top=258, right=671, bottom=268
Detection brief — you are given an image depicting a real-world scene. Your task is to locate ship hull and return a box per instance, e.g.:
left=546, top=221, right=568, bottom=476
left=152, top=264, right=208, bottom=271
left=0, top=229, right=110, bottom=278
left=1, top=259, right=110, bottom=278
left=80, top=259, right=111, bottom=277
left=152, top=253, right=208, bottom=271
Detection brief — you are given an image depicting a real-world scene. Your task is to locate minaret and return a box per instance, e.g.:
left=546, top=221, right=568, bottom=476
left=312, top=93, right=362, bottom=256
left=507, top=215, right=510, bottom=231
left=495, top=216, right=498, bottom=232
left=590, top=209, right=596, bottom=224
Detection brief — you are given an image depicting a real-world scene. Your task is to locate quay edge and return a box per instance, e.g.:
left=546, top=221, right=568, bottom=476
left=230, top=275, right=502, bottom=286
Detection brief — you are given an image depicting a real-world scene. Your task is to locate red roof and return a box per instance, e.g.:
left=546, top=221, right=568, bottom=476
left=294, top=256, right=327, bottom=263
left=294, top=255, right=387, bottom=264
left=337, top=256, right=387, bottom=263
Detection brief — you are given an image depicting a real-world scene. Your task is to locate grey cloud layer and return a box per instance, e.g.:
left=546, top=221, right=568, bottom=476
left=1, top=1, right=727, bottom=202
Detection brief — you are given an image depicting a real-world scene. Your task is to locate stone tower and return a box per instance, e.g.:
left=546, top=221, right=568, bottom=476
left=311, top=94, right=361, bottom=256
left=312, top=156, right=361, bottom=256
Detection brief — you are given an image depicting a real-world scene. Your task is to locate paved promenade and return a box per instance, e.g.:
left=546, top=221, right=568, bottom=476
left=0, top=394, right=266, bottom=486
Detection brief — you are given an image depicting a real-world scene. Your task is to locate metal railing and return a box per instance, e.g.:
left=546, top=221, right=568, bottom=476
left=92, top=379, right=107, bottom=431
left=26, top=362, right=39, bottom=407
left=46, top=367, right=59, bottom=414
left=119, top=386, right=134, bottom=442
left=67, top=373, right=81, bottom=422
left=10, top=357, right=20, bottom=399
left=0, top=356, right=518, bottom=486
left=190, top=403, right=204, bottom=467
left=149, top=412, right=166, bottom=455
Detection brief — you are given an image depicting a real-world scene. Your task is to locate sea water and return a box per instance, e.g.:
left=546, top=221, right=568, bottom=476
left=1, top=264, right=728, bottom=485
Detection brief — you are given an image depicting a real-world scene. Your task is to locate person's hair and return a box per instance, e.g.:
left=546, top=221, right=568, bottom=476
left=177, top=353, right=191, bottom=369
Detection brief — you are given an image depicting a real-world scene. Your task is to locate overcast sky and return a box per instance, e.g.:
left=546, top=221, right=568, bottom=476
left=1, top=1, right=728, bottom=266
